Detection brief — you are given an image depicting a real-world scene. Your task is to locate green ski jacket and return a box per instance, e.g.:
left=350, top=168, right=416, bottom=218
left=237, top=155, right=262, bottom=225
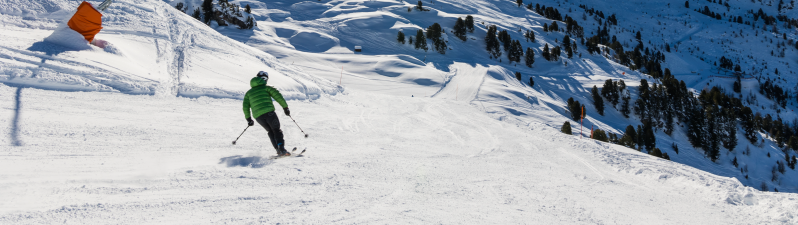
left=243, top=77, right=288, bottom=119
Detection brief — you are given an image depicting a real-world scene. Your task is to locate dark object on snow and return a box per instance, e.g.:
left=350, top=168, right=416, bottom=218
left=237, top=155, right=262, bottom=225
left=355, top=46, right=362, bottom=52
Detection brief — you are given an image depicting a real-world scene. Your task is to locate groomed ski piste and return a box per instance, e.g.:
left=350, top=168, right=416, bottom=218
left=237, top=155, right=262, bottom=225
left=2, top=0, right=798, bottom=223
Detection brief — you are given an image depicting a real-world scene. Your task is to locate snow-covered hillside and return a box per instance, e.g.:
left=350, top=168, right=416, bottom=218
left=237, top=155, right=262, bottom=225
left=4, top=81, right=797, bottom=223
left=201, top=0, right=798, bottom=193
left=3, top=0, right=798, bottom=223
left=0, top=0, right=339, bottom=99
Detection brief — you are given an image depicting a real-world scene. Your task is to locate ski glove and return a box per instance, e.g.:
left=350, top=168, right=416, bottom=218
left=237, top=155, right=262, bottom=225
left=283, top=107, right=290, bottom=116
left=247, top=118, right=254, bottom=126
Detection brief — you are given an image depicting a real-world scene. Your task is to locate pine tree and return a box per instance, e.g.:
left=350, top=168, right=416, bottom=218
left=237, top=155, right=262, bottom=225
left=620, top=94, right=630, bottom=118
left=568, top=98, right=583, bottom=121
left=687, top=104, right=705, bottom=148
left=618, top=125, right=637, bottom=149
left=529, top=77, right=534, bottom=86
left=649, top=147, right=663, bottom=158
left=724, top=119, right=738, bottom=151
left=563, top=35, right=573, bottom=58
left=592, top=85, right=604, bottom=116
left=643, top=120, right=656, bottom=151
left=562, top=121, right=573, bottom=134
left=706, top=106, right=721, bottom=162
left=741, top=107, right=757, bottom=144
left=542, top=43, right=550, bottom=61
left=465, top=15, right=475, bottom=32
left=245, top=17, right=255, bottom=29
left=524, top=30, right=536, bottom=42
left=516, top=0, right=523, bottom=7
left=508, top=40, right=523, bottom=63
left=685, top=1, right=689, bottom=8
left=453, top=18, right=467, bottom=41
left=515, top=72, right=522, bottom=81
left=543, top=23, right=549, bottom=32
left=635, top=31, right=641, bottom=41
left=636, top=125, right=645, bottom=151
left=498, top=30, right=512, bottom=51
left=789, top=136, right=798, bottom=150
left=414, top=29, right=428, bottom=51
left=202, top=0, right=214, bottom=24
left=592, top=129, right=609, bottom=142
left=192, top=8, right=202, bottom=21
left=427, top=23, right=446, bottom=54
left=672, top=142, right=679, bottom=154
left=485, top=25, right=501, bottom=58
left=397, top=31, right=406, bottom=44
left=416, top=1, right=424, bottom=11
left=244, top=4, right=251, bottom=14
left=601, top=79, right=620, bottom=107
left=551, top=46, right=561, bottom=61
left=524, top=47, right=535, bottom=67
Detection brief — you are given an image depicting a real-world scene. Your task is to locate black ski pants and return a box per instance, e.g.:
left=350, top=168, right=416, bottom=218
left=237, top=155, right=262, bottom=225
left=255, top=111, right=285, bottom=151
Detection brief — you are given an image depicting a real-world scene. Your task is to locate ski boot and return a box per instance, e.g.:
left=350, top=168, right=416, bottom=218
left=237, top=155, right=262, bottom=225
left=277, top=144, right=291, bottom=157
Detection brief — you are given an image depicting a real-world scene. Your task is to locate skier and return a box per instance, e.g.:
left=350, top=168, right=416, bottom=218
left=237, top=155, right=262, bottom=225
left=244, top=71, right=292, bottom=156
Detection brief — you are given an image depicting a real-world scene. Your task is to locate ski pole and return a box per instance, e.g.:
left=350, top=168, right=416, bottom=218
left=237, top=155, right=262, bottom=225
left=232, top=126, right=249, bottom=145
left=288, top=115, right=309, bottom=138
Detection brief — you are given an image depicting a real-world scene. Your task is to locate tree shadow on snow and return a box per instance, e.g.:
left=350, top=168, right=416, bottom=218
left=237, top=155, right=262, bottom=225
left=219, top=155, right=273, bottom=168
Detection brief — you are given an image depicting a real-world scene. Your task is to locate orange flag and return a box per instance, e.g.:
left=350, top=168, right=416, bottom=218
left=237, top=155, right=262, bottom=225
left=68, top=1, right=103, bottom=42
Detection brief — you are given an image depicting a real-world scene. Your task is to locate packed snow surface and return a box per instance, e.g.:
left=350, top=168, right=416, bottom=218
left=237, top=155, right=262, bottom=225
left=3, top=0, right=798, bottom=223
left=2, top=85, right=797, bottom=224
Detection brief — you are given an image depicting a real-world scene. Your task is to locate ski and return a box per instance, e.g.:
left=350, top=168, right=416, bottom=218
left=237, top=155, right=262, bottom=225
left=268, top=147, right=306, bottom=159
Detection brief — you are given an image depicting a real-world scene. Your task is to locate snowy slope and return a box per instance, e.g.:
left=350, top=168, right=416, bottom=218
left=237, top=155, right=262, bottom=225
left=2, top=0, right=798, bottom=223
left=0, top=0, right=340, bottom=99
left=2, top=85, right=797, bottom=224
left=207, top=0, right=798, bottom=192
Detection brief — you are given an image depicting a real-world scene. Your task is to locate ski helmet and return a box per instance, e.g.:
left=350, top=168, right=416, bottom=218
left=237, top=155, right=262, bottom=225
left=257, top=71, right=269, bottom=82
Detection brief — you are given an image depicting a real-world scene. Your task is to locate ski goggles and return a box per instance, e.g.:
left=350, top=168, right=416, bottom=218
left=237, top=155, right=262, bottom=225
left=257, top=71, right=269, bottom=81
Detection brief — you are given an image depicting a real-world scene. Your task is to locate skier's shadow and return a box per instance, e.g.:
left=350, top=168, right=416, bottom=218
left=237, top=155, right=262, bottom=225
left=219, top=155, right=273, bottom=168
left=27, top=41, right=73, bottom=56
